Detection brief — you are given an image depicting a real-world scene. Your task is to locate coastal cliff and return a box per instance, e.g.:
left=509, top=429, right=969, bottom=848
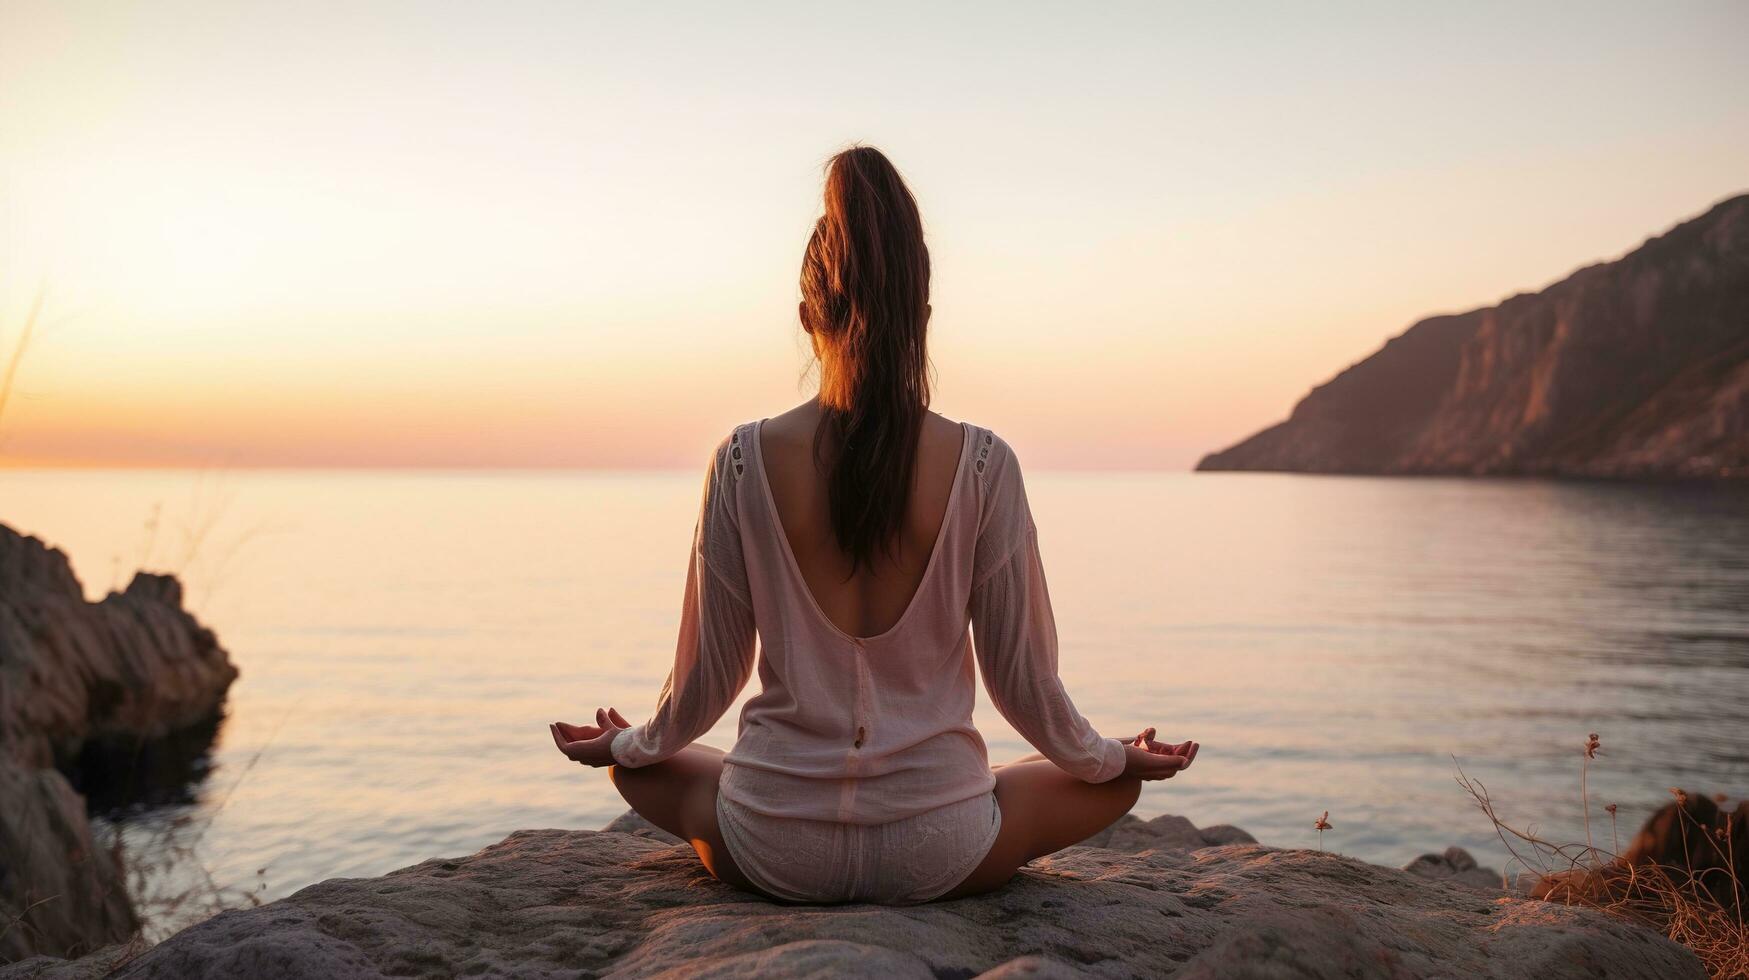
left=0, top=811, right=1703, bottom=979
left=0, top=524, right=239, bottom=960
left=1198, top=194, right=1749, bottom=477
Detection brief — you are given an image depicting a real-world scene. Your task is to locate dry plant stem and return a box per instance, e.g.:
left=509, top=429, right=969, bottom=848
left=1583, top=751, right=1597, bottom=865
left=107, top=706, right=295, bottom=944
left=124, top=469, right=283, bottom=610
left=0, top=894, right=61, bottom=953
left=0, top=286, right=43, bottom=430
left=138, top=503, right=163, bottom=574
left=1452, top=758, right=1560, bottom=882
left=1453, top=753, right=1747, bottom=978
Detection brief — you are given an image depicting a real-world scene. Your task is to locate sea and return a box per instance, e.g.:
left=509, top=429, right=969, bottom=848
left=3, top=469, right=1746, bottom=937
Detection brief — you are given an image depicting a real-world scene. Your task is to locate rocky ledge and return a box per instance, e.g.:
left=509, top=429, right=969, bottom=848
left=1197, top=193, right=1749, bottom=478
left=0, top=524, right=239, bottom=961
left=0, top=526, right=238, bottom=771
left=1, top=811, right=1702, bottom=979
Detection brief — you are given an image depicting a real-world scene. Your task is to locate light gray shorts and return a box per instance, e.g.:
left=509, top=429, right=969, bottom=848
left=715, top=790, right=1002, bottom=905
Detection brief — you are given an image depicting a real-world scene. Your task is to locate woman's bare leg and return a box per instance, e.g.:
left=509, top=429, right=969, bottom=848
left=935, top=756, right=1142, bottom=900
left=606, top=744, right=773, bottom=899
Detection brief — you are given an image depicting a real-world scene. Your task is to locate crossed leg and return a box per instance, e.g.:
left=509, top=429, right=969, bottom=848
left=605, top=744, right=773, bottom=899
left=935, top=752, right=1143, bottom=900
left=606, top=747, right=1141, bottom=905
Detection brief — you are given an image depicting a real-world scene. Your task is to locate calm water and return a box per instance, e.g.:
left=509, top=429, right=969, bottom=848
left=4, top=470, right=1746, bottom=935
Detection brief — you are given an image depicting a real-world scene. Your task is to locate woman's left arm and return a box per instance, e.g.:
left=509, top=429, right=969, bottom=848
left=552, top=436, right=757, bottom=768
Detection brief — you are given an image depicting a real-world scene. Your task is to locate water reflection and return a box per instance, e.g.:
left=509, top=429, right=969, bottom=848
left=80, top=712, right=273, bottom=942
left=66, top=712, right=227, bottom=816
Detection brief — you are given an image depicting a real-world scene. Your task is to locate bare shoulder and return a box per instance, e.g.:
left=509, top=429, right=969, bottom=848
left=759, top=401, right=817, bottom=453
left=919, top=409, right=967, bottom=458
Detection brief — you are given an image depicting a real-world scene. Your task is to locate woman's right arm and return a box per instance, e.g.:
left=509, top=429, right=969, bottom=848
left=550, top=430, right=757, bottom=769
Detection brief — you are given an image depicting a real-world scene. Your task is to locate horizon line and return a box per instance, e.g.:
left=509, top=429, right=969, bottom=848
left=0, top=462, right=1206, bottom=476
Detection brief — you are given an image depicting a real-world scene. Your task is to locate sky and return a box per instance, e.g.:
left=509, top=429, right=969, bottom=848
left=1, top=1, right=1745, bottom=470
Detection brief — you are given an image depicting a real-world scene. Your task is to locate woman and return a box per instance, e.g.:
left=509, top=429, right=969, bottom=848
left=550, top=146, right=1197, bottom=904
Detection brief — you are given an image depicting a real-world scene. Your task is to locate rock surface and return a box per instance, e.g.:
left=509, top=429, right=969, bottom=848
left=0, top=526, right=239, bottom=771
left=1198, top=193, right=1749, bottom=478
left=0, top=524, right=239, bottom=960
left=2, top=811, right=1703, bottom=979
left=0, top=764, right=136, bottom=964
left=1400, top=846, right=1507, bottom=894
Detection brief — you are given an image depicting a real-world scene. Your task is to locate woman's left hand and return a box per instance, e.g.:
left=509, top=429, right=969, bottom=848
left=549, top=707, right=631, bottom=767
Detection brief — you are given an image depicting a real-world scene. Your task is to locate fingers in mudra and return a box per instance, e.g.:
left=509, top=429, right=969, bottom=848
left=549, top=722, right=580, bottom=761
left=554, top=721, right=600, bottom=742
left=1142, top=732, right=1199, bottom=765
left=1124, top=732, right=1200, bottom=780
left=1150, top=737, right=1196, bottom=761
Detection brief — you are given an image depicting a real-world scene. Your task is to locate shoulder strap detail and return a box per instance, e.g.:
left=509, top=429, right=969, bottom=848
left=974, top=426, right=995, bottom=478
left=728, top=424, right=747, bottom=478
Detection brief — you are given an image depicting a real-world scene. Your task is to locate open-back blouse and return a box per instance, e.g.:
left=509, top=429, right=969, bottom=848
left=609, top=418, right=1128, bottom=824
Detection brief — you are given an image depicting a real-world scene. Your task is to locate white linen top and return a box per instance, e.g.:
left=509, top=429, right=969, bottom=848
left=610, top=418, right=1128, bottom=824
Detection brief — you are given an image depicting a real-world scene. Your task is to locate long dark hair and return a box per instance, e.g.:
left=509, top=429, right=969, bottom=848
left=799, top=146, right=932, bottom=574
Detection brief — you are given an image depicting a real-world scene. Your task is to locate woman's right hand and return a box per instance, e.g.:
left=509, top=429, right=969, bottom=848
left=548, top=707, right=632, bottom=768
left=1121, top=727, right=1199, bottom=780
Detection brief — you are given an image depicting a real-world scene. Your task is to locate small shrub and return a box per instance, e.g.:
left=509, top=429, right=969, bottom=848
left=1455, top=736, right=1746, bottom=978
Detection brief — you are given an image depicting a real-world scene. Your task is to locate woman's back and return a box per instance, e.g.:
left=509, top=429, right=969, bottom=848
left=759, top=401, right=968, bottom=640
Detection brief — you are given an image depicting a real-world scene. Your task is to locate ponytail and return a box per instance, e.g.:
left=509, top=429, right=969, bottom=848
left=798, top=146, right=932, bottom=574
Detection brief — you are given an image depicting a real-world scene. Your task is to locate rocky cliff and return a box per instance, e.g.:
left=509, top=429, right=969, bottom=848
left=0, top=524, right=239, bottom=961
left=0, top=811, right=1702, bottom=979
left=1198, top=193, right=1749, bottom=477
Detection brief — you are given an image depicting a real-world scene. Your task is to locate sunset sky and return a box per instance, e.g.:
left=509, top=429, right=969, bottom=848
left=2, top=1, right=1746, bottom=470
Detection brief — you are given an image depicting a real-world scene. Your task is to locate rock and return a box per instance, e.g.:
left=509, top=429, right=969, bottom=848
left=1064, top=813, right=1257, bottom=854
left=0, top=764, right=136, bottom=962
left=1197, top=824, right=1259, bottom=847
left=600, top=809, right=684, bottom=845
left=4, top=813, right=1702, bottom=979
left=1624, top=793, right=1748, bottom=900
left=1401, top=846, right=1506, bottom=894
left=600, top=809, right=1253, bottom=864
left=0, top=947, right=134, bottom=980
left=0, top=524, right=239, bottom=960
left=0, top=527, right=239, bottom=771
left=1197, top=193, right=1749, bottom=478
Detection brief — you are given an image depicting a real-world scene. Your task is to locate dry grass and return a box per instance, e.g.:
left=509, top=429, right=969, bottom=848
left=105, top=810, right=269, bottom=946
left=0, top=895, right=62, bottom=955
left=1455, top=737, right=1747, bottom=979
left=0, top=286, right=43, bottom=446
left=97, top=707, right=290, bottom=957
left=106, top=466, right=289, bottom=614
left=0, top=289, right=41, bottom=424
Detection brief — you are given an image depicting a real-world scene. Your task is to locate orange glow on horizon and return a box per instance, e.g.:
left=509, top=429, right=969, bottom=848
left=2, top=3, right=1745, bottom=470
